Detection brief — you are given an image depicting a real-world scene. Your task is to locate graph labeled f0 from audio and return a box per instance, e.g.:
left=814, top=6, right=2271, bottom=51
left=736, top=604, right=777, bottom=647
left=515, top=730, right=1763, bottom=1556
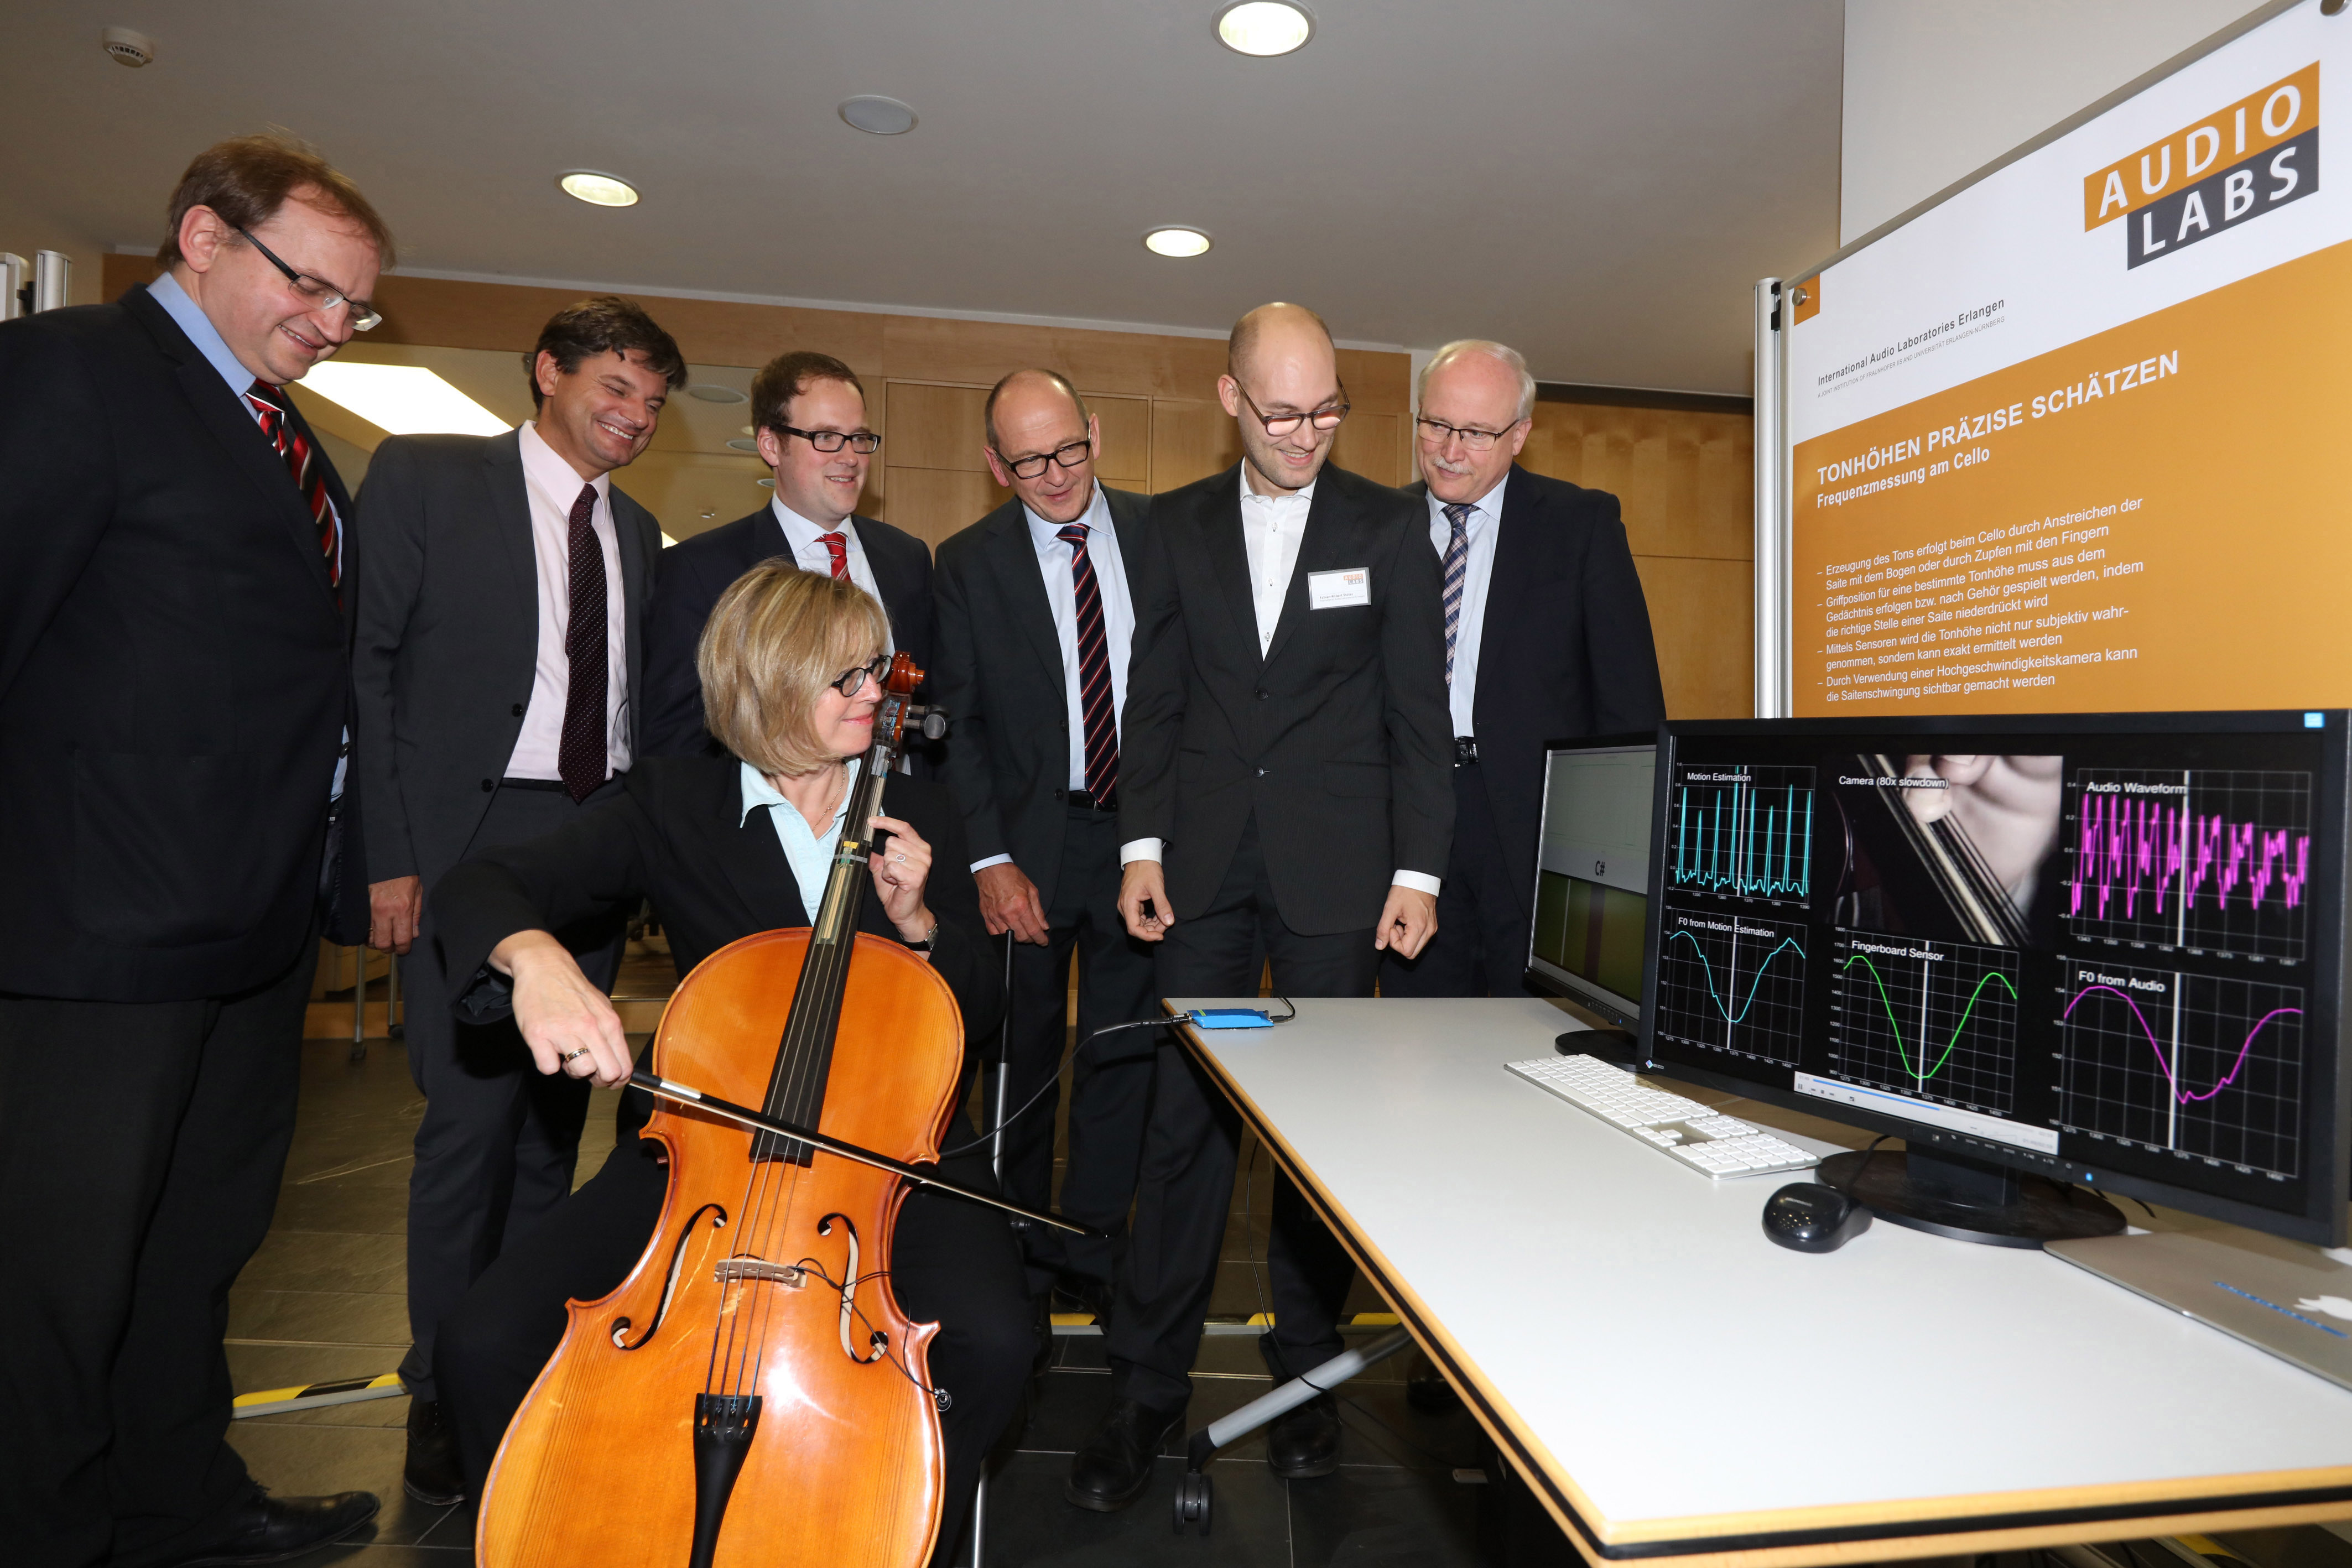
left=1655, top=903, right=1809, bottom=1065
left=1667, top=763, right=1816, bottom=907
left=2058, top=961, right=2304, bottom=1178
left=1829, top=935, right=2020, bottom=1112
left=2065, top=769, right=2313, bottom=961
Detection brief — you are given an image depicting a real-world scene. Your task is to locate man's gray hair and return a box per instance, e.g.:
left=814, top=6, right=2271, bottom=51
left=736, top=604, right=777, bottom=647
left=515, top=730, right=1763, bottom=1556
left=1418, top=340, right=1537, bottom=423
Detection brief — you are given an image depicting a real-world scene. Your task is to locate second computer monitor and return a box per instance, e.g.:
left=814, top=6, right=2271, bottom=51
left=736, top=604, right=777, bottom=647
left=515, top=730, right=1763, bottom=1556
left=1526, top=737, right=1658, bottom=1028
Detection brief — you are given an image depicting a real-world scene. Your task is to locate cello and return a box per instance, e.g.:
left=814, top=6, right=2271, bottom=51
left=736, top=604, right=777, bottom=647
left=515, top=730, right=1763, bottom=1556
left=477, top=652, right=1006, bottom=1568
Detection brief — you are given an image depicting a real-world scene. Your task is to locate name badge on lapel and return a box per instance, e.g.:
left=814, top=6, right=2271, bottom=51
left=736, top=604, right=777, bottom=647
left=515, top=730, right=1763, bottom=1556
left=1307, top=567, right=1371, bottom=609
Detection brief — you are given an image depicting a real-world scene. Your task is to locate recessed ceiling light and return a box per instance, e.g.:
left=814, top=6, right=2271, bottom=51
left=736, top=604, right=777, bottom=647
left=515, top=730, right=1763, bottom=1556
left=1215, top=1, right=1314, bottom=56
left=757, top=477, right=776, bottom=488
left=839, top=96, right=918, bottom=136
left=558, top=171, right=639, bottom=207
left=298, top=363, right=510, bottom=436
left=725, top=437, right=760, bottom=452
left=686, top=383, right=746, bottom=403
left=1144, top=227, right=1213, bottom=258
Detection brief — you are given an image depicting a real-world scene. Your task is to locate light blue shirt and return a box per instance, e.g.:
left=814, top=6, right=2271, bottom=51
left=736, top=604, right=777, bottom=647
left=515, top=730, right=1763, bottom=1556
left=1427, top=473, right=1507, bottom=741
left=149, top=272, right=264, bottom=413
left=740, top=759, right=860, bottom=914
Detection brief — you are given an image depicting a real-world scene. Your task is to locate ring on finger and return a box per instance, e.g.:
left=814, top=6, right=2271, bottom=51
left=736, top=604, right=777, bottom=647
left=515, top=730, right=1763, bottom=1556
left=560, top=1047, right=591, bottom=1064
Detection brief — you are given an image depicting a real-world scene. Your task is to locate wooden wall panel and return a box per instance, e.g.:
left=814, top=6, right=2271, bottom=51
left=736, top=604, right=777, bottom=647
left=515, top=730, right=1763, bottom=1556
left=1329, top=411, right=1406, bottom=487
left=1632, top=555, right=1753, bottom=719
left=887, top=383, right=989, bottom=471
left=883, top=467, right=1002, bottom=551
left=1091, top=397, right=1149, bottom=484
left=1149, top=400, right=1242, bottom=493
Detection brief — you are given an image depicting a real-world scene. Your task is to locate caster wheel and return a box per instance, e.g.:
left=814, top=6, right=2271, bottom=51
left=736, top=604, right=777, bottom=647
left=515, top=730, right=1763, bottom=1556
left=1172, top=1470, right=1213, bottom=1535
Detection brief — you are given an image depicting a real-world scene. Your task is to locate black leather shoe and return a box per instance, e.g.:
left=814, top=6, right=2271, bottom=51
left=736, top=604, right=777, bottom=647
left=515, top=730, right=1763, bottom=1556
left=1267, top=1392, right=1341, bottom=1479
left=403, top=1395, right=466, bottom=1506
left=168, top=1486, right=379, bottom=1566
left=1063, top=1396, right=1185, bottom=1513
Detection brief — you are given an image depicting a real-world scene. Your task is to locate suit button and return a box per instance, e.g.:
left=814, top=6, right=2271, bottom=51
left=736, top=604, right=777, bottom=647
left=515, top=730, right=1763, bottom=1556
left=1255, top=767, right=1268, bottom=778
left=481, top=779, right=494, bottom=793
left=511, top=702, right=525, bottom=717
left=1256, top=689, right=1269, bottom=701
left=1053, top=788, right=1066, bottom=801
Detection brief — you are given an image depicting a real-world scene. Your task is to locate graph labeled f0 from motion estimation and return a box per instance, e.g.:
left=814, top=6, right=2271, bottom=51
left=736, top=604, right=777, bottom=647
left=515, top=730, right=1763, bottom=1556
left=1654, top=904, right=1810, bottom=1065
left=1829, top=934, right=2021, bottom=1113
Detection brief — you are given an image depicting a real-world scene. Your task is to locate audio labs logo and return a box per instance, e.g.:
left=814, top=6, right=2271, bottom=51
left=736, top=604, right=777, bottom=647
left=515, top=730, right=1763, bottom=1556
left=2083, top=63, right=2319, bottom=268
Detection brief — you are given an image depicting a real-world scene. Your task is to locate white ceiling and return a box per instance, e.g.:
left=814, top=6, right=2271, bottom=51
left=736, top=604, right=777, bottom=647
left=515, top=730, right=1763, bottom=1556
left=7, top=1, right=1845, bottom=393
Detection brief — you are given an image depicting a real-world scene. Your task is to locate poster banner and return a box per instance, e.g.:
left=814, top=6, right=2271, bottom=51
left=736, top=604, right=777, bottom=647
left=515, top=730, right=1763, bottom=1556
left=1788, top=4, right=2352, bottom=716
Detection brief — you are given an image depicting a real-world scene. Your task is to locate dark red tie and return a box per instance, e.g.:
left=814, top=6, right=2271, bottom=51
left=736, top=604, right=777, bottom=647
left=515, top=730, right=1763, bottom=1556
left=244, top=380, right=339, bottom=592
left=558, top=483, right=608, bottom=803
left=819, top=532, right=850, bottom=581
left=1057, top=523, right=1118, bottom=806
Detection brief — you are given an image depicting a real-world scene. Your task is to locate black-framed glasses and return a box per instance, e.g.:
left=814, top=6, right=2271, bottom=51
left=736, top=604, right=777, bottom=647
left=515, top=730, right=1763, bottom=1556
left=995, top=437, right=1093, bottom=480
left=1414, top=414, right=1525, bottom=452
left=776, top=424, right=883, bottom=455
left=1232, top=379, right=1349, bottom=437
left=233, top=227, right=381, bottom=330
left=829, top=654, right=892, bottom=698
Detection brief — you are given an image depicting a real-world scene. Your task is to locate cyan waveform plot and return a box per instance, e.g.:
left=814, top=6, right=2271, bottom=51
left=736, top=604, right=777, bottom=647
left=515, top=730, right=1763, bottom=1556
left=2065, top=769, right=2312, bottom=960
left=1668, top=763, right=1815, bottom=906
left=1829, top=935, right=2020, bottom=1113
left=1654, top=902, right=1808, bottom=1065
left=2058, top=960, right=2303, bottom=1178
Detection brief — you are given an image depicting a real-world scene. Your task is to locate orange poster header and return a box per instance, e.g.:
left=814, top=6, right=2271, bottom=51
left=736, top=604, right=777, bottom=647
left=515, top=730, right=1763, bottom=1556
left=2082, top=61, right=2317, bottom=230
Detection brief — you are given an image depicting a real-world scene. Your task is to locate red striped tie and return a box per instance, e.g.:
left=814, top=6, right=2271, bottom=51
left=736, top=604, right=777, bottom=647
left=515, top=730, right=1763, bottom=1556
left=1057, top=523, right=1118, bottom=806
left=819, top=532, right=850, bottom=581
left=245, top=381, right=339, bottom=591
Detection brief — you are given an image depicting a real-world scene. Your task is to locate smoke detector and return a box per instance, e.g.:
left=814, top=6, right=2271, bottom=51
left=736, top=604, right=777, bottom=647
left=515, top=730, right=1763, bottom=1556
left=102, top=27, right=157, bottom=67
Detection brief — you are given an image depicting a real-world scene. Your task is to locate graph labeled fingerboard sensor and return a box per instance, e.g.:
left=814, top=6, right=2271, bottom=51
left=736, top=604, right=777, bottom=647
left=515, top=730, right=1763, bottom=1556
left=2065, top=769, right=2313, bottom=961
left=2058, top=961, right=2304, bottom=1178
left=1667, top=763, right=1815, bottom=907
left=1829, top=935, right=2020, bottom=1112
left=1655, top=903, right=1809, bottom=1065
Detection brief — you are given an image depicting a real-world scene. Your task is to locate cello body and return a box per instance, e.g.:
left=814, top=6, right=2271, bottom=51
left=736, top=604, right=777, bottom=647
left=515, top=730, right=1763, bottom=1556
left=476, top=925, right=964, bottom=1567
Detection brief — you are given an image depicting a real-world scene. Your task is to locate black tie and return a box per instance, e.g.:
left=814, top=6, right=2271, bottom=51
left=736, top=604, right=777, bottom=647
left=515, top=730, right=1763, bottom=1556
left=558, top=483, right=608, bottom=803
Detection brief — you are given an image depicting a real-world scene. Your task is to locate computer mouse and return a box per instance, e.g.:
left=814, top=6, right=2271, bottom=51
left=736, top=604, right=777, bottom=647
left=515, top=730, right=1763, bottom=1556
left=1762, top=1182, right=1871, bottom=1253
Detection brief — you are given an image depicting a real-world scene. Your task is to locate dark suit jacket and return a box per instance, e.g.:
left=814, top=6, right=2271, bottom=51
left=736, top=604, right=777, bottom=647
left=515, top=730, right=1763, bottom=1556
left=1120, top=463, right=1454, bottom=935
left=642, top=507, right=934, bottom=759
left=430, top=759, right=1001, bottom=1139
left=0, top=283, right=356, bottom=1001
left=352, top=431, right=662, bottom=890
left=930, top=486, right=1149, bottom=907
left=1403, top=466, right=1666, bottom=918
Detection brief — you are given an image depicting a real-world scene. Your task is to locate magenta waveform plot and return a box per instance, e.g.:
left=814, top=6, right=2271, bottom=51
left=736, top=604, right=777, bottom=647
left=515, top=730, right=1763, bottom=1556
left=2057, top=960, right=2303, bottom=1178
left=2064, top=769, right=2312, bottom=960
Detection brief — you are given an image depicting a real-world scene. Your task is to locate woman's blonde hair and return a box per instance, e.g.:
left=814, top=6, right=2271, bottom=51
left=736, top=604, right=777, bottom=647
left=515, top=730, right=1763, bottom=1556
left=698, top=563, right=891, bottom=776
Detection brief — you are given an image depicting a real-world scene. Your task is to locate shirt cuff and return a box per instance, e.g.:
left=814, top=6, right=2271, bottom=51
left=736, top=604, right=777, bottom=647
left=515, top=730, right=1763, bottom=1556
left=1120, top=838, right=1164, bottom=865
left=1392, top=871, right=1443, bottom=897
left=969, top=853, right=1014, bottom=873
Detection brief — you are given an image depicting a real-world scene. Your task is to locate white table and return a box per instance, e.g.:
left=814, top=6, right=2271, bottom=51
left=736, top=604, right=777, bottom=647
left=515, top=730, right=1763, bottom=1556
left=1166, top=995, right=2352, bottom=1567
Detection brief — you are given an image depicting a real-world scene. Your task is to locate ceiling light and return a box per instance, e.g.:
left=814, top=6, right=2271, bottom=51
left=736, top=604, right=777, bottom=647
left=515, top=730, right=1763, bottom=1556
left=1144, top=227, right=1213, bottom=258
left=1215, top=1, right=1314, bottom=56
left=558, top=171, right=639, bottom=207
left=686, top=383, right=746, bottom=403
left=758, top=477, right=776, bottom=488
left=725, top=437, right=760, bottom=452
left=839, top=96, right=918, bottom=136
left=298, top=363, right=510, bottom=436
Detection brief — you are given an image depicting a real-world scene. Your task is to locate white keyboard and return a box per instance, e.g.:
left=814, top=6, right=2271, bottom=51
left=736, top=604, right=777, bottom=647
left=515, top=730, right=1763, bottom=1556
left=1506, top=1054, right=1819, bottom=1180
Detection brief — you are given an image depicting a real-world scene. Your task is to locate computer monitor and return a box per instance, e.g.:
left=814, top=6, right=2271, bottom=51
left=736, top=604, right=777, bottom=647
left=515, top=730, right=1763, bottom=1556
left=1526, top=737, right=1658, bottom=1029
left=1636, top=711, right=2349, bottom=1248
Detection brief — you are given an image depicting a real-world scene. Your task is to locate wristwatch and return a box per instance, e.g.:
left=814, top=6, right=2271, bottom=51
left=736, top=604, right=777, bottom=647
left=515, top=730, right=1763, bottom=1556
left=903, top=921, right=938, bottom=953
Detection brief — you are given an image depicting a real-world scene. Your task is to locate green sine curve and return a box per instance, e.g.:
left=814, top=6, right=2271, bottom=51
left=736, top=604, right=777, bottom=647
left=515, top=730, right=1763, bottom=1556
left=1839, top=953, right=2016, bottom=1082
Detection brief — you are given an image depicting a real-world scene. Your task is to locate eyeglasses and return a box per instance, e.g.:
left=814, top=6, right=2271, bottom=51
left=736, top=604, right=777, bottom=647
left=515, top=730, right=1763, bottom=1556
left=776, top=424, right=883, bottom=455
left=828, top=654, right=892, bottom=698
left=1233, top=379, right=1349, bottom=437
left=234, top=227, right=381, bottom=331
left=1414, top=415, right=1525, bottom=452
left=995, top=437, right=1093, bottom=480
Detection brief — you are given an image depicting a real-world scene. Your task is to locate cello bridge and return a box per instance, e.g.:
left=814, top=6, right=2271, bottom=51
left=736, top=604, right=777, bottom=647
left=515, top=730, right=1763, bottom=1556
left=713, top=1258, right=806, bottom=1288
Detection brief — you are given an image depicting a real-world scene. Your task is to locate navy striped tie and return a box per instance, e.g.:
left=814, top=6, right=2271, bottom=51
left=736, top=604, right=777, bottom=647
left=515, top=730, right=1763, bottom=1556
left=1441, top=502, right=1473, bottom=685
left=1058, top=523, right=1118, bottom=806
left=245, top=379, right=340, bottom=593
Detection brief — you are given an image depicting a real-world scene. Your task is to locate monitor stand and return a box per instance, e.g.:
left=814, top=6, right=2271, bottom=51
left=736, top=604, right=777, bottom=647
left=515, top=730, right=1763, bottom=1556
left=1557, top=1027, right=1642, bottom=1066
left=1818, top=1145, right=2125, bottom=1249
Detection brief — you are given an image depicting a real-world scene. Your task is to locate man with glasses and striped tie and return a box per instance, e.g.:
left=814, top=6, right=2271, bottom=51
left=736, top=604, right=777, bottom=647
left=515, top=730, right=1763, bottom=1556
left=0, top=133, right=391, bottom=1565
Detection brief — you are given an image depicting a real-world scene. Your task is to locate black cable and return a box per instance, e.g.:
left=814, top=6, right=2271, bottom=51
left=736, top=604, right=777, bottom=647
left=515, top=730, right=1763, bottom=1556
left=936, top=1017, right=1168, bottom=1158
left=1832, top=1134, right=1890, bottom=1197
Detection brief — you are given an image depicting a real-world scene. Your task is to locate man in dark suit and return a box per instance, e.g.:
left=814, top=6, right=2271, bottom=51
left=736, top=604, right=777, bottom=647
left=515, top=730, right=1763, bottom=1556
left=0, top=135, right=387, bottom=1566
left=642, top=350, right=932, bottom=758
left=932, top=369, right=1157, bottom=1311
left=1065, top=304, right=1454, bottom=1513
left=1382, top=340, right=1666, bottom=1000
left=352, top=296, right=683, bottom=1505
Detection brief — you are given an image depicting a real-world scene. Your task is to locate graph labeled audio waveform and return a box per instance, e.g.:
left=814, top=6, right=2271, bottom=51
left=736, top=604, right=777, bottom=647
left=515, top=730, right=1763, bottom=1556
left=1828, top=935, right=2020, bottom=1112
left=2058, top=961, right=2304, bottom=1178
left=1654, top=903, right=1808, bottom=1065
left=2065, top=769, right=2312, bottom=961
left=1667, top=763, right=1815, bottom=906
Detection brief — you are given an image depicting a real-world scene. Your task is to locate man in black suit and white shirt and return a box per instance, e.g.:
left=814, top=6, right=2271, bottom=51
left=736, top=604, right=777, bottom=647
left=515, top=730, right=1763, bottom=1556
left=642, top=351, right=933, bottom=758
left=1065, top=304, right=1454, bottom=1513
left=1382, top=340, right=1665, bottom=1000
left=931, top=369, right=1157, bottom=1310
left=0, top=134, right=388, bottom=1566
left=352, top=296, right=683, bottom=1506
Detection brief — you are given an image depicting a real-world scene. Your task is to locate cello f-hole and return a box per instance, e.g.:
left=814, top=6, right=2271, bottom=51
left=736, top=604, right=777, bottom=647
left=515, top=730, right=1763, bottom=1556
left=817, top=1213, right=889, bottom=1365
left=612, top=1203, right=726, bottom=1351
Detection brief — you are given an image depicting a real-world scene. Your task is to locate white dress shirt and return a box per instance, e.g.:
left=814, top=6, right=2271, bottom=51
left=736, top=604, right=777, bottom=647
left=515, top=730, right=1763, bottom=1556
left=740, top=759, right=856, bottom=911
left=1428, top=472, right=1507, bottom=741
left=770, top=499, right=895, bottom=652
left=971, top=484, right=1136, bottom=873
left=505, top=421, right=631, bottom=780
left=1121, top=464, right=1440, bottom=898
